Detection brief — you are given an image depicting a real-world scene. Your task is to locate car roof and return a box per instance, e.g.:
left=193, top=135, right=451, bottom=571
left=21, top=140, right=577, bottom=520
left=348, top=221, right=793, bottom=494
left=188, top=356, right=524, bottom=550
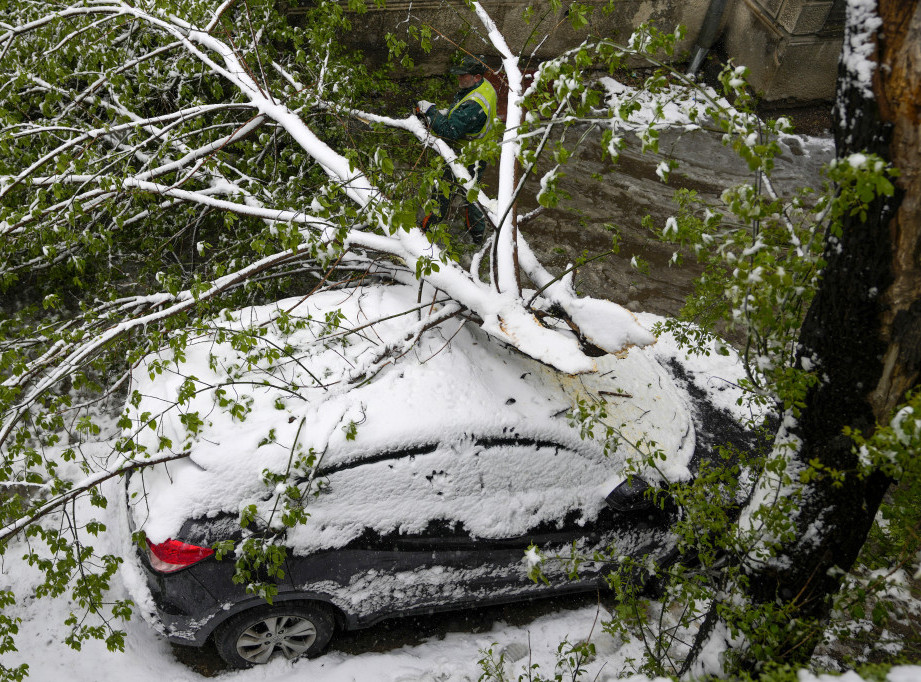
left=125, top=285, right=694, bottom=545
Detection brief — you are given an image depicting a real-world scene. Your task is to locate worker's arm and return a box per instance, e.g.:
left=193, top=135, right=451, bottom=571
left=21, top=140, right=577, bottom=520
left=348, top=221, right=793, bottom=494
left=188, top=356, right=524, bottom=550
left=426, top=100, right=486, bottom=142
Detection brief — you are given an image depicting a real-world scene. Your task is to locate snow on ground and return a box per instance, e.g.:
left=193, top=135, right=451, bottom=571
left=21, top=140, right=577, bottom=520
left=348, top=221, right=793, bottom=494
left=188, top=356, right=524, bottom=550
left=800, top=671, right=921, bottom=682
left=6, top=563, right=646, bottom=682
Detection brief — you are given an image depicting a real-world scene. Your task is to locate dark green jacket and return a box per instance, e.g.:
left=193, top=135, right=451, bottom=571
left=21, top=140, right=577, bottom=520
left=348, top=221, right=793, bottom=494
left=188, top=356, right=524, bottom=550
left=426, top=82, right=491, bottom=143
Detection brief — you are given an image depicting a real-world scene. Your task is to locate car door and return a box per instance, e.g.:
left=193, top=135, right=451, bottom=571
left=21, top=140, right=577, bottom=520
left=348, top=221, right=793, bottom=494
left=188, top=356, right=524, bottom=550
left=283, top=444, right=488, bottom=623
left=283, top=437, right=659, bottom=624
left=374, top=437, right=624, bottom=606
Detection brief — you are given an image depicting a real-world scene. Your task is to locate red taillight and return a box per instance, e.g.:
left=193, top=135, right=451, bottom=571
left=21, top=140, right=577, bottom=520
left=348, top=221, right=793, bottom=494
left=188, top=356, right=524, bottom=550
left=146, top=538, right=214, bottom=573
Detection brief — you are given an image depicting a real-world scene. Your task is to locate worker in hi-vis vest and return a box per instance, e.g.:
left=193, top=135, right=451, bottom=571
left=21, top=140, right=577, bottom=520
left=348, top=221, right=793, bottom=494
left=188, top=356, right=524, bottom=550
left=417, top=55, right=497, bottom=244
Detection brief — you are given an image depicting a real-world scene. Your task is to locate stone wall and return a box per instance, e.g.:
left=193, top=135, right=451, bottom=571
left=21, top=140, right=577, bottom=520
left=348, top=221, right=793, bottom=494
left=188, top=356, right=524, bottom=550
left=288, top=0, right=844, bottom=102
left=295, top=0, right=707, bottom=72
left=723, top=0, right=845, bottom=101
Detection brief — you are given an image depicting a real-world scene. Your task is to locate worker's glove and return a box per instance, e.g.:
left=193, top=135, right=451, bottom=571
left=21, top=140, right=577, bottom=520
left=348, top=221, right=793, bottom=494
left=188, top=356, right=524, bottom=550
left=416, top=100, right=435, bottom=115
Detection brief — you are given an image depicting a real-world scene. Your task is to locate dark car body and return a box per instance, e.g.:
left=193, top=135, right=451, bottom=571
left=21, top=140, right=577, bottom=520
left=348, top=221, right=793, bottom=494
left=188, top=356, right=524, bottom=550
left=132, top=435, right=676, bottom=652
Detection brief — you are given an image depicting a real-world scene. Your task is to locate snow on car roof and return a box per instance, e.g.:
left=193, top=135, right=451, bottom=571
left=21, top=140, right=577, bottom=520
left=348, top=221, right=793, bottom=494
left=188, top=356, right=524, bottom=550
left=125, top=285, right=694, bottom=546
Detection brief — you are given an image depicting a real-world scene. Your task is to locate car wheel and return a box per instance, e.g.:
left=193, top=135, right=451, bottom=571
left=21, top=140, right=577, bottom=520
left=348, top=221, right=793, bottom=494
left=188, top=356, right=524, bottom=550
left=214, top=601, right=334, bottom=668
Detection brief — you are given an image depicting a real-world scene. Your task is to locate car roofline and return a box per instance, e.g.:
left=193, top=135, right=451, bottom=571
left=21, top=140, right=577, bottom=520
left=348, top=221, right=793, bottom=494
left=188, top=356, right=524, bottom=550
left=306, top=435, right=589, bottom=480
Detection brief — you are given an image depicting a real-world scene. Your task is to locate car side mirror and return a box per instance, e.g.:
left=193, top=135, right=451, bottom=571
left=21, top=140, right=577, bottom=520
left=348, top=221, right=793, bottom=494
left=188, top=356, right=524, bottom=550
left=605, top=476, right=653, bottom=512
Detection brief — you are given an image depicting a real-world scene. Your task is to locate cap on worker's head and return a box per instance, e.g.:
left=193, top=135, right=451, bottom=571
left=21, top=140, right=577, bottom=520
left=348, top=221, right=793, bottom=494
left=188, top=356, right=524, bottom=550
left=449, top=55, right=487, bottom=76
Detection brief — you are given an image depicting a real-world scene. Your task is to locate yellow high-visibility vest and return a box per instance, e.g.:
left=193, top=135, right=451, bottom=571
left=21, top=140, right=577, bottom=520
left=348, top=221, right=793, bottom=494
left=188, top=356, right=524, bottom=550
left=449, top=78, right=498, bottom=140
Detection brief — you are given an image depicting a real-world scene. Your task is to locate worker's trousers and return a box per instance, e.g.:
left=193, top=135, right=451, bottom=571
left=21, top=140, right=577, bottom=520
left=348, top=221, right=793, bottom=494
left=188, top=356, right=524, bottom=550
left=422, top=161, right=488, bottom=242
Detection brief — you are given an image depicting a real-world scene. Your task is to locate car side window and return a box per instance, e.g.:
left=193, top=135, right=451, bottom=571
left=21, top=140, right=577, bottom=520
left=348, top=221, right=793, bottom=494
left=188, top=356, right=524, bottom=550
left=288, top=444, right=473, bottom=552
left=286, top=439, right=616, bottom=552
left=463, top=441, right=614, bottom=536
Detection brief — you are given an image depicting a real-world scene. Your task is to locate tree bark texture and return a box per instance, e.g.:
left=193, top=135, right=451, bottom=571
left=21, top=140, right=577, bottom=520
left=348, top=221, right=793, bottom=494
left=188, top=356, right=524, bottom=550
left=743, top=0, right=921, bottom=663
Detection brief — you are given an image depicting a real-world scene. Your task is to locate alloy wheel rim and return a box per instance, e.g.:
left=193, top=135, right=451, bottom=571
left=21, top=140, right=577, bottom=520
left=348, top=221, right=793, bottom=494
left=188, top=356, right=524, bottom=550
left=235, top=614, right=318, bottom=664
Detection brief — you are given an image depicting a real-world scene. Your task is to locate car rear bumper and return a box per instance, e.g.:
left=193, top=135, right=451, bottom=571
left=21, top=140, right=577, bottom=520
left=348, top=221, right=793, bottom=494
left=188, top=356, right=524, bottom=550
left=140, top=556, right=224, bottom=645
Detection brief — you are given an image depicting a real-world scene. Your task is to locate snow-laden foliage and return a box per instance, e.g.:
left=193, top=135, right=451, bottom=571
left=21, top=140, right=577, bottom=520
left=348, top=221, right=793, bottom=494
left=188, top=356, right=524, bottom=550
left=0, top=0, right=652, bottom=395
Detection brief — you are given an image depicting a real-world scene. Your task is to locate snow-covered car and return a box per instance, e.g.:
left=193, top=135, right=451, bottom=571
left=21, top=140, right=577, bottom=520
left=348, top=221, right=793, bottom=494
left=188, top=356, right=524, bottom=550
left=122, top=285, right=710, bottom=668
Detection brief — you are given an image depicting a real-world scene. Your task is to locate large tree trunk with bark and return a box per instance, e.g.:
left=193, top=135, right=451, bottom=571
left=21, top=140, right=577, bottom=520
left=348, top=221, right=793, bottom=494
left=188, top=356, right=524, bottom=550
left=743, top=0, right=921, bottom=666
left=685, top=2, right=921, bottom=674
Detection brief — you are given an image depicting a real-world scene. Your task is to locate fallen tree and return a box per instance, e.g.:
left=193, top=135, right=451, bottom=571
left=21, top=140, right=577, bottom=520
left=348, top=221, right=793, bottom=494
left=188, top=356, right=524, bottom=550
left=2, top=0, right=917, bottom=679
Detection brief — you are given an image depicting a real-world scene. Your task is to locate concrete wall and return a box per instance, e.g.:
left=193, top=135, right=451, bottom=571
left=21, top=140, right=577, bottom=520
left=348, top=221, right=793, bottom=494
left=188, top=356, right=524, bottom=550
left=288, top=0, right=844, bottom=102
left=307, top=0, right=708, bottom=73
left=723, top=0, right=845, bottom=101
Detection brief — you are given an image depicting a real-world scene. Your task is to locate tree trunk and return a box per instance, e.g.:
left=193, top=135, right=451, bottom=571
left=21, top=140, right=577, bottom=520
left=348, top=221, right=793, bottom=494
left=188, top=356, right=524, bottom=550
left=743, top=0, right=921, bottom=665
left=685, top=1, right=921, bottom=674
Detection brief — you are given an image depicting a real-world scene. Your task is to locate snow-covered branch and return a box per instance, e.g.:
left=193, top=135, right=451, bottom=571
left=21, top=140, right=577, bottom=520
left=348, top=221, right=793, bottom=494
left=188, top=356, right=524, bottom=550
left=0, top=448, right=191, bottom=543
left=0, top=0, right=663, bottom=463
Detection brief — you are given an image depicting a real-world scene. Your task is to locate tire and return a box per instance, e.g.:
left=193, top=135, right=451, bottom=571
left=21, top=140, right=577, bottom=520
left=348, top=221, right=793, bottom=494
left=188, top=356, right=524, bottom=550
left=214, top=601, right=335, bottom=668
